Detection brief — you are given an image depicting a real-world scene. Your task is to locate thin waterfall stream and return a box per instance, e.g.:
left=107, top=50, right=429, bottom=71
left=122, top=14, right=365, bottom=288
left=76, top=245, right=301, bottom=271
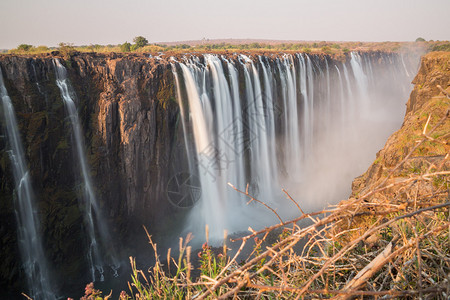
left=53, top=59, right=119, bottom=282
left=0, top=68, right=56, bottom=300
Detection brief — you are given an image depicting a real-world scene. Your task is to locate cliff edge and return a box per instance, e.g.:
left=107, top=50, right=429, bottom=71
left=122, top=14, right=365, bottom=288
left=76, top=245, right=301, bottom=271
left=112, top=52, right=449, bottom=299
left=351, top=52, right=449, bottom=199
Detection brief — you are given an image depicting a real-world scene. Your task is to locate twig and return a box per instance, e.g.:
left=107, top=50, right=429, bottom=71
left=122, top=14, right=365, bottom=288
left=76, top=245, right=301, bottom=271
left=333, top=241, right=394, bottom=300
left=437, top=84, right=450, bottom=99
left=283, top=188, right=305, bottom=215
left=296, top=202, right=450, bottom=296
left=228, top=182, right=284, bottom=224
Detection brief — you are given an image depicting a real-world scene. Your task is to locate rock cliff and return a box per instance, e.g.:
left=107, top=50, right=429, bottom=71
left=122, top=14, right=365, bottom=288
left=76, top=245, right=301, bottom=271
left=0, top=52, right=182, bottom=294
left=0, top=50, right=424, bottom=296
left=351, top=52, right=449, bottom=197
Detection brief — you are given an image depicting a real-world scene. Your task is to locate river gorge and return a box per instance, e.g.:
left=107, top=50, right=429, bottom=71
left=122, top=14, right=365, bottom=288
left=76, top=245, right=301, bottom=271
left=0, top=50, right=419, bottom=298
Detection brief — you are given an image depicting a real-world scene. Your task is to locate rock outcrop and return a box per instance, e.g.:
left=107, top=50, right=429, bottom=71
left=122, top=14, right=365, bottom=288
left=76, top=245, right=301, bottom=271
left=351, top=51, right=449, bottom=200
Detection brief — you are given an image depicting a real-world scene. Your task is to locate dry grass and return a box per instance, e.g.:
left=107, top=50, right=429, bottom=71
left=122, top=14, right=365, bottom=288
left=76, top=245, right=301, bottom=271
left=80, top=101, right=448, bottom=300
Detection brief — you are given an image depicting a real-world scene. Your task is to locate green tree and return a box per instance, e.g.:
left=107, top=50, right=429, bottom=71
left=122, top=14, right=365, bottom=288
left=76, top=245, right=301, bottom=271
left=415, top=37, right=426, bottom=42
left=120, top=42, right=131, bottom=52
left=133, top=36, right=148, bottom=48
left=17, top=44, right=33, bottom=51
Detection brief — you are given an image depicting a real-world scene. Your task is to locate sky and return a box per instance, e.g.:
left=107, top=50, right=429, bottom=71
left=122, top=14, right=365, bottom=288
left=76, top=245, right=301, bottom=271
left=0, top=0, right=449, bottom=49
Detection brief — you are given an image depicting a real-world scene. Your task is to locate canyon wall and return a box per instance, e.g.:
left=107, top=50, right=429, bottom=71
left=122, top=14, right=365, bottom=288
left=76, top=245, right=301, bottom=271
left=352, top=52, right=449, bottom=196
left=0, top=51, right=417, bottom=296
left=0, top=53, right=181, bottom=295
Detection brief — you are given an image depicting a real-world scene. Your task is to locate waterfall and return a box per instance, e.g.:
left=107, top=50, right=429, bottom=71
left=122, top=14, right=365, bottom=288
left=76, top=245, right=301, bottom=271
left=0, top=69, right=56, bottom=299
left=349, top=52, right=370, bottom=115
left=53, top=59, right=119, bottom=282
left=240, top=54, right=278, bottom=204
left=279, top=55, right=301, bottom=178
left=172, top=52, right=414, bottom=241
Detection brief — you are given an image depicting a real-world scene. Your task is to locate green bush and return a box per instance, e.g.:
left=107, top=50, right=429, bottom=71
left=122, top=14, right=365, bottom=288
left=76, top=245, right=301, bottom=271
left=17, top=44, right=33, bottom=51
left=120, top=42, right=131, bottom=52
left=431, top=43, right=450, bottom=52
left=331, top=43, right=341, bottom=49
left=35, top=45, right=49, bottom=52
left=322, top=46, right=332, bottom=53
left=130, top=44, right=139, bottom=51
left=58, top=42, right=75, bottom=58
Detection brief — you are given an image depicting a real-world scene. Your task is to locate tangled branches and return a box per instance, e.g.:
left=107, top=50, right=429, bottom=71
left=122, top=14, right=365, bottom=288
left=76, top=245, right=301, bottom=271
left=116, top=104, right=449, bottom=299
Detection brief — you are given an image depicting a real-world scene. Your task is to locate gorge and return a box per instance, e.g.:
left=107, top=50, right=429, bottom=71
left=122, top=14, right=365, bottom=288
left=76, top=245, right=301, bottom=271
left=0, top=50, right=418, bottom=298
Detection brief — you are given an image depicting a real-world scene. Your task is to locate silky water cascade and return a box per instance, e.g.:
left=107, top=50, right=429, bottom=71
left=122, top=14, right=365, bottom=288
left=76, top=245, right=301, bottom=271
left=171, top=52, right=416, bottom=241
left=0, top=51, right=419, bottom=298
left=53, top=59, right=119, bottom=282
left=0, top=68, right=56, bottom=299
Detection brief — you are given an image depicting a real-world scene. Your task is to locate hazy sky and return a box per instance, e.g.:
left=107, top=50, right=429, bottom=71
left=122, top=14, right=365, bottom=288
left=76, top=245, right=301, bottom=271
left=0, top=0, right=449, bottom=49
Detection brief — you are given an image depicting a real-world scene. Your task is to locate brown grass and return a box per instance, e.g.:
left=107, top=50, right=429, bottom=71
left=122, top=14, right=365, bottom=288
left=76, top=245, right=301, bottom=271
left=105, top=103, right=449, bottom=300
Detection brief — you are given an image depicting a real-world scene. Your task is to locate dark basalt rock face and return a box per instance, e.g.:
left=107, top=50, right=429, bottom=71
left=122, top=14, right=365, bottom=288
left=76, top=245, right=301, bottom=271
left=0, top=53, right=182, bottom=296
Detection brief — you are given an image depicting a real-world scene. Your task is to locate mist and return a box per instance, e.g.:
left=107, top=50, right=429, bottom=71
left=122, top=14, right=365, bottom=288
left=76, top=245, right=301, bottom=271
left=282, top=51, right=423, bottom=216
left=169, top=51, right=422, bottom=246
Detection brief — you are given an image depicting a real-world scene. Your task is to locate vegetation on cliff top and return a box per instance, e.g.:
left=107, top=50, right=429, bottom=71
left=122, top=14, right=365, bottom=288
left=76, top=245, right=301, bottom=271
left=76, top=52, right=449, bottom=299
left=4, top=38, right=448, bottom=57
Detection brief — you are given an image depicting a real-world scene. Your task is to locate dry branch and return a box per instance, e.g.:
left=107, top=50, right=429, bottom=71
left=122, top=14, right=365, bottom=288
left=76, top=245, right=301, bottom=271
left=123, top=98, right=449, bottom=299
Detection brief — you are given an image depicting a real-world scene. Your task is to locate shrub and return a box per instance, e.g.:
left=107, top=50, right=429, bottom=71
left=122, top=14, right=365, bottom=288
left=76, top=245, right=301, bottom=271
left=35, top=45, right=49, bottom=52
left=331, top=43, right=341, bottom=49
left=130, top=44, right=139, bottom=51
left=179, top=44, right=191, bottom=49
left=58, top=42, right=75, bottom=58
left=17, top=44, right=33, bottom=51
left=249, top=42, right=261, bottom=49
left=431, top=43, right=450, bottom=52
left=321, top=46, right=332, bottom=53
left=120, top=42, right=131, bottom=52
left=415, top=37, right=426, bottom=42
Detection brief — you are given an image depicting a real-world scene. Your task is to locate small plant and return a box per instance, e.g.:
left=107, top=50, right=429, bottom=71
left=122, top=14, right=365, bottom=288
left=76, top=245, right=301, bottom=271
left=408, top=162, right=421, bottom=174
left=80, top=282, right=108, bottom=300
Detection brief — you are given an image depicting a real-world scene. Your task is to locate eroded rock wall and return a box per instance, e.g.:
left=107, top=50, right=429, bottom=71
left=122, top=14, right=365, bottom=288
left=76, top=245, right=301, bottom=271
left=0, top=53, right=181, bottom=294
left=0, top=50, right=425, bottom=296
left=352, top=52, right=450, bottom=196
